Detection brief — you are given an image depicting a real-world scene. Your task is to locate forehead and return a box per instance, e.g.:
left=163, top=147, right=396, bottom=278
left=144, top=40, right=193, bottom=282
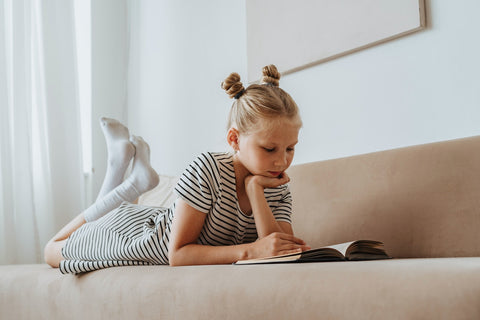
left=248, top=117, right=301, bottom=142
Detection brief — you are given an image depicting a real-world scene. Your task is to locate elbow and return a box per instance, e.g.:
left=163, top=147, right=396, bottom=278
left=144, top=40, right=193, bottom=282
left=168, top=256, right=187, bottom=267
left=168, top=247, right=186, bottom=267
left=44, top=240, right=60, bottom=268
left=168, top=250, right=178, bottom=266
left=168, top=255, right=180, bottom=267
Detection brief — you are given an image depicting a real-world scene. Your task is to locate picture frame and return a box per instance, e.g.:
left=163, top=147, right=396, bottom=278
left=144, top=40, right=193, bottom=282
left=246, top=0, right=426, bottom=82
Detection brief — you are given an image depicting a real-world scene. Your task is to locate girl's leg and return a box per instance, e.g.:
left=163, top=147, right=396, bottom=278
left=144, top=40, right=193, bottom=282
left=96, top=117, right=135, bottom=200
left=44, top=135, right=159, bottom=267
left=82, top=135, right=159, bottom=222
left=44, top=213, right=85, bottom=267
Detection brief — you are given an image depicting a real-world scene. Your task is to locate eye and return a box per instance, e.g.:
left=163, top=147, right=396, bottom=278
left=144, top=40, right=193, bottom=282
left=287, top=147, right=295, bottom=152
left=263, top=147, right=275, bottom=152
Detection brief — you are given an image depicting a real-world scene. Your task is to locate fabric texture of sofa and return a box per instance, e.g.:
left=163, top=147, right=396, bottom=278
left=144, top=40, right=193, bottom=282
left=1, top=136, right=480, bottom=319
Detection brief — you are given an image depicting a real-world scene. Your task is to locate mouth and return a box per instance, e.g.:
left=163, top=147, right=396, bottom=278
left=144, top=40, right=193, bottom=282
left=268, top=171, right=282, bottom=177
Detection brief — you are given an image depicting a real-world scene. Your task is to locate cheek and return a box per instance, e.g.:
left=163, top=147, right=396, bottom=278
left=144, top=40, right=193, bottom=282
left=251, top=150, right=269, bottom=168
left=253, top=150, right=266, bottom=164
left=287, top=152, right=295, bottom=165
left=241, top=148, right=263, bottom=167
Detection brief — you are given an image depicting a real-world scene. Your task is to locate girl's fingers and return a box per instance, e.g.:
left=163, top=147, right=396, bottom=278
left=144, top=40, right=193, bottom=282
left=255, top=173, right=290, bottom=188
left=280, top=248, right=302, bottom=255
left=264, top=232, right=310, bottom=256
left=278, top=232, right=306, bottom=245
left=277, top=239, right=311, bottom=253
left=279, top=172, right=290, bottom=183
left=278, top=247, right=309, bottom=256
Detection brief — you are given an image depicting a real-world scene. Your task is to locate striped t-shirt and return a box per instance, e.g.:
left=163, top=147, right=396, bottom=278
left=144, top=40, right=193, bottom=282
left=175, top=152, right=293, bottom=246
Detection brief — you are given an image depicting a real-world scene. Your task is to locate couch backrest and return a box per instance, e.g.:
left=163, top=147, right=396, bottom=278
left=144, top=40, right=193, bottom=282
left=287, top=136, right=480, bottom=258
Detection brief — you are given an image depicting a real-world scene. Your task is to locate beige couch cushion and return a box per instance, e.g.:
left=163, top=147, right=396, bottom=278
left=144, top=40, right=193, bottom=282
left=138, top=174, right=178, bottom=208
left=1, top=258, right=480, bottom=319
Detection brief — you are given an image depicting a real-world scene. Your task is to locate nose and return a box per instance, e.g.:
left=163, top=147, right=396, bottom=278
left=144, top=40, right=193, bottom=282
left=274, top=151, right=288, bottom=167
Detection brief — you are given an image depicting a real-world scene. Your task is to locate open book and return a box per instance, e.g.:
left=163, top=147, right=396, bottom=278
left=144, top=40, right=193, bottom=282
left=235, top=240, right=391, bottom=265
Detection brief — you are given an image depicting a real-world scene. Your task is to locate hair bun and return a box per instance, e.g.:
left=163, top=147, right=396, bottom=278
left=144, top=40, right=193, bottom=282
left=261, top=64, right=280, bottom=87
left=221, top=72, right=245, bottom=99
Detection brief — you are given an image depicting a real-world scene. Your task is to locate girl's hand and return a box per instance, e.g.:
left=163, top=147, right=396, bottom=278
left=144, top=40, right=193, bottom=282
left=248, top=232, right=310, bottom=259
left=244, top=172, right=290, bottom=192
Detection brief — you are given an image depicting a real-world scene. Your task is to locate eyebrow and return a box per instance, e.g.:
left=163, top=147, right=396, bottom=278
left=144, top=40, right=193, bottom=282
left=261, top=140, right=298, bottom=147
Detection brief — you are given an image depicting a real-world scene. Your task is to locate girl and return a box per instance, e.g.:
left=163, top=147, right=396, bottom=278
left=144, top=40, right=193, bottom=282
left=44, top=64, right=310, bottom=274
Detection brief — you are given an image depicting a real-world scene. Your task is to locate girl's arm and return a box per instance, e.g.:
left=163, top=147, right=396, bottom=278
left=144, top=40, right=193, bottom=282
left=244, top=172, right=294, bottom=239
left=168, top=198, right=308, bottom=266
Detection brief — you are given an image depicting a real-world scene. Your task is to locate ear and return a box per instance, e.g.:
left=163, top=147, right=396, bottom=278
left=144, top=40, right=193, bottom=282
left=227, top=127, right=240, bottom=151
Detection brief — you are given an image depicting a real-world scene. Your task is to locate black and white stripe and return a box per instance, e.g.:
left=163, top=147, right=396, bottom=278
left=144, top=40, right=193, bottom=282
left=60, top=202, right=173, bottom=274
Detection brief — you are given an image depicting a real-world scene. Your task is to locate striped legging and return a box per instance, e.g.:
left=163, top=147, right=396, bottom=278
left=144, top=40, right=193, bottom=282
left=60, top=202, right=173, bottom=274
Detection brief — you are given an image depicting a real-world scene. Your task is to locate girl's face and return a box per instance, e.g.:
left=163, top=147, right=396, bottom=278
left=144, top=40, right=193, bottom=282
left=230, top=116, right=301, bottom=179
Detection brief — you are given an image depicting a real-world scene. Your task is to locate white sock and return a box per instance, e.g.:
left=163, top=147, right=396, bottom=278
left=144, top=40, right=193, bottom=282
left=96, top=117, right=135, bottom=201
left=84, top=135, right=159, bottom=222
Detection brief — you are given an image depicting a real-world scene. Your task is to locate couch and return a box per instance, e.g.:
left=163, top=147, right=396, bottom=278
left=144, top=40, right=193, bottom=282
left=1, top=136, right=480, bottom=319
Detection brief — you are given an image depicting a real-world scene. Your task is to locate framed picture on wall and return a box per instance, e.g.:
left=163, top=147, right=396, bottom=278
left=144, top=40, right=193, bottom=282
left=246, top=0, right=426, bottom=82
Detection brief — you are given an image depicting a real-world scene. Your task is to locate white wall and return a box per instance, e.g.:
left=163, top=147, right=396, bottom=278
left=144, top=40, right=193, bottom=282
left=127, top=0, right=246, bottom=176
left=126, top=0, right=480, bottom=177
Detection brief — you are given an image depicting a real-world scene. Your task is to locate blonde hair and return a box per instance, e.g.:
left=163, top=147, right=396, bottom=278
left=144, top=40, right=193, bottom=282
left=221, top=65, right=301, bottom=134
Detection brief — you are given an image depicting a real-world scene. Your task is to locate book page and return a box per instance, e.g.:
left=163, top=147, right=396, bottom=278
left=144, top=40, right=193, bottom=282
left=325, top=241, right=355, bottom=256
